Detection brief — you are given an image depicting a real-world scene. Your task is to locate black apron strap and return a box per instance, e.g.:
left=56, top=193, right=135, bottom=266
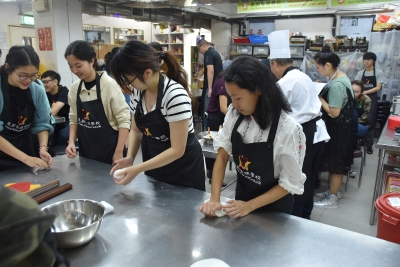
left=231, top=114, right=245, bottom=143
left=155, top=74, right=165, bottom=110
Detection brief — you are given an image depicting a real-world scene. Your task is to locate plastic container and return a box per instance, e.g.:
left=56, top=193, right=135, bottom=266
left=375, top=193, right=400, bottom=244
left=388, top=115, right=400, bottom=130
left=249, top=35, right=268, bottom=44
left=233, top=38, right=250, bottom=44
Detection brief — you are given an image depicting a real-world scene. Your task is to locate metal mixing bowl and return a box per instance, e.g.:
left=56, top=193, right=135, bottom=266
left=198, top=131, right=218, bottom=146
left=41, top=199, right=105, bottom=249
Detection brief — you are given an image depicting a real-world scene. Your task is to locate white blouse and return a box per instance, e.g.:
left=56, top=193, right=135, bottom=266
left=213, top=105, right=306, bottom=195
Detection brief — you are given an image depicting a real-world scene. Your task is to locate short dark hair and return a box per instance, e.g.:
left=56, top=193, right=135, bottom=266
left=64, top=40, right=99, bottom=70
left=314, top=44, right=340, bottom=69
left=351, top=80, right=365, bottom=93
left=363, top=52, right=377, bottom=62
left=270, top=58, right=293, bottom=65
left=148, top=42, right=163, bottom=52
left=224, top=56, right=291, bottom=130
left=197, top=39, right=209, bottom=47
left=41, top=70, right=61, bottom=85
left=0, top=45, right=39, bottom=76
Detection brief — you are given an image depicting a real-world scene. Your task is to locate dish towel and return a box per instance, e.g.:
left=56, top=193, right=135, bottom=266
left=100, top=201, right=114, bottom=215
left=203, top=199, right=229, bottom=217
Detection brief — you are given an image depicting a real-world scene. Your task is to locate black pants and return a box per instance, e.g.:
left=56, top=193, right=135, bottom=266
left=292, top=119, right=316, bottom=219
left=205, top=112, right=225, bottom=172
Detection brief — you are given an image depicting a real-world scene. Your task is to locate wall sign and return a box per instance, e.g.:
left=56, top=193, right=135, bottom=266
left=332, top=0, right=398, bottom=7
left=339, top=16, right=375, bottom=39
left=238, top=0, right=329, bottom=12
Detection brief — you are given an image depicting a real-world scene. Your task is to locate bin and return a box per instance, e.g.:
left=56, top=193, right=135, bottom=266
left=375, top=193, right=400, bottom=244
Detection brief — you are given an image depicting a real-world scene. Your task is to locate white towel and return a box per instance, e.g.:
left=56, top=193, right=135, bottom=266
left=100, top=201, right=114, bottom=215
left=203, top=199, right=229, bottom=217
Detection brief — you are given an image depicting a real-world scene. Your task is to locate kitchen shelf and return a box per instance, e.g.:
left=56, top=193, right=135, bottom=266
left=114, top=27, right=145, bottom=44
left=152, top=23, right=185, bottom=66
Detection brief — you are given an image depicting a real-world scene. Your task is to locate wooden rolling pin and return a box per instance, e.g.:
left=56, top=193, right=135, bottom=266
left=25, top=179, right=60, bottom=197
left=34, top=183, right=73, bottom=204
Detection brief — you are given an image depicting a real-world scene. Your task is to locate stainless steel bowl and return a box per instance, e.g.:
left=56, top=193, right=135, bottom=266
left=41, top=199, right=105, bottom=249
left=198, top=131, right=218, bottom=146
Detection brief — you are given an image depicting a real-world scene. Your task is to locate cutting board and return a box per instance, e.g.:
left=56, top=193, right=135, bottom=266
left=5, top=182, right=41, bottom=192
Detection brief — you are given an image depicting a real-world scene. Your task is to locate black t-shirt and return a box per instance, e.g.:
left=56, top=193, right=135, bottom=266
left=9, top=84, right=29, bottom=110
left=46, top=85, right=70, bottom=119
left=84, top=79, right=96, bottom=90
left=203, top=47, right=223, bottom=90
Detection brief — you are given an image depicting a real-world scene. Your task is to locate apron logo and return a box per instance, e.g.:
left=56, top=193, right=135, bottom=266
left=365, top=79, right=370, bottom=85
left=82, top=109, right=90, bottom=120
left=17, top=116, right=27, bottom=126
left=239, top=155, right=251, bottom=171
left=140, top=126, right=152, bottom=136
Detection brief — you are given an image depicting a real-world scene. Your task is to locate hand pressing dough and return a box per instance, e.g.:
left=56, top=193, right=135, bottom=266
left=113, top=168, right=126, bottom=180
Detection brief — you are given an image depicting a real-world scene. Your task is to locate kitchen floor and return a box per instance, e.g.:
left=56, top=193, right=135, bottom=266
left=131, top=119, right=379, bottom=238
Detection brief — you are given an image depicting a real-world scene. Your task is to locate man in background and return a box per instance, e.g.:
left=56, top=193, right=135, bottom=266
left=197, top=39, right=223, bottom=128
left=41, top=70, right=70, bottom=146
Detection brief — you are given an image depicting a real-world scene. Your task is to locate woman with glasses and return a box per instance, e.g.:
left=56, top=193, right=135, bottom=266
left=109, top=41, right=205, bottom=191
left=64, top=40, right=130, bottom=164
left=0, top=45, right=53, bottom=171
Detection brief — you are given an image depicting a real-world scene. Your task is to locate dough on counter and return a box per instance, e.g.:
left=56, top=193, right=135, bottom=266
left=191, top=258, right=230, bottom=267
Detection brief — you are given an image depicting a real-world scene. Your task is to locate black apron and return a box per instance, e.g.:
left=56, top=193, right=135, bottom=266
left=0, top=79, right=36, bottom=171
left=134, top=75, right=205, bottom=191
left=76, top=73, right=119, bottom=164
left=231, top=114, right=293, bottom=214
left=361, top=68, right=377, bottom=129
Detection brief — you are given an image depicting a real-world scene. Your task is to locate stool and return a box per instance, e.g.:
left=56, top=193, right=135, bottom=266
left=345, top=149, right=364, bottom=191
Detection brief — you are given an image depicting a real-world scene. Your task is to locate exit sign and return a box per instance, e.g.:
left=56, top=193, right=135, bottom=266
left=20, top=16, right=35, bottom=25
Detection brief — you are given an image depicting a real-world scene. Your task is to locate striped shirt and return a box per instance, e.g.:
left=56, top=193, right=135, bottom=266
left=129, top=75, right=194, bottom=133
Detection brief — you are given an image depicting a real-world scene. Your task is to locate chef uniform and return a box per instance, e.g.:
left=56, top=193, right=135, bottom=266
left=0, top=78, right=36, bottom=171
left=76, top=73, right=120, bottom=164
left=269, top=30, right=319, bottom=218
left=134, top=75, right=205, bottom=191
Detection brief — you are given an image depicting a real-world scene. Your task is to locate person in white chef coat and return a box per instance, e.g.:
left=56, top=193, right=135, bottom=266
left=199, top=55, right=306, bottom=218
left=270, top=51, right=327, bottom=219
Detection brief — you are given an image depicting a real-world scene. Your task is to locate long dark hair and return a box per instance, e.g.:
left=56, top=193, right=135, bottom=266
left=224, top=56, right=291, bottom=130
left=110, top=40, right=189, bottom=96
left=314, top=45, right=340, bottom=69
left=64, top=40, right=99, bottom=70
left=0, top=45, right=39, bottom=76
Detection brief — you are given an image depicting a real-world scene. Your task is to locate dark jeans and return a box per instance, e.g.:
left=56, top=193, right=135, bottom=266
left=205, top=111, right=225, bottom=172
left=365, top=128, right=375, bottom=148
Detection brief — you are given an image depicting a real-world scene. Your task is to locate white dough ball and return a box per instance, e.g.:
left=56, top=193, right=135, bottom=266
left=113, top=168, right=126, bottom=180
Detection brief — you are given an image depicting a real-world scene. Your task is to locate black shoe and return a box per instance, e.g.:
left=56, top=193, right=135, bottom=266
left=367, top=147, right=373, bottom=154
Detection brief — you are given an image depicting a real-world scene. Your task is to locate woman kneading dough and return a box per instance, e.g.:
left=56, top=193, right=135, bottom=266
left=200, top=57, right=306, bottom=217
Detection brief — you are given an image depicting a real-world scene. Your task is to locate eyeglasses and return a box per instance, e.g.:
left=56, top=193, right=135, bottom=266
left=122, top=76, right=137, bottom=87
left=42, top=79, right=55, bottom=85
left=14, top=71, right=38, bottom=81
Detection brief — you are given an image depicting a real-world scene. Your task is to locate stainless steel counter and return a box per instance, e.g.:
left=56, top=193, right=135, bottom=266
left=2, top=156, right=400, bottom=267
left=370, top=119, right=400, bottom=225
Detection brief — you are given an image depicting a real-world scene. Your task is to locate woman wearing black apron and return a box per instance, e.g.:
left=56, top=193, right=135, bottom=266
left=64, top=41, right=131, bottom=164
left=109, top=41, right=205, bottom=191
left=355, top=52, right=384, bottom=154
left=0, top=46, right=53, bottom=171
left=200, top=57, right=306, bottom=218
left=313, top=45, right=355, bottom=209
